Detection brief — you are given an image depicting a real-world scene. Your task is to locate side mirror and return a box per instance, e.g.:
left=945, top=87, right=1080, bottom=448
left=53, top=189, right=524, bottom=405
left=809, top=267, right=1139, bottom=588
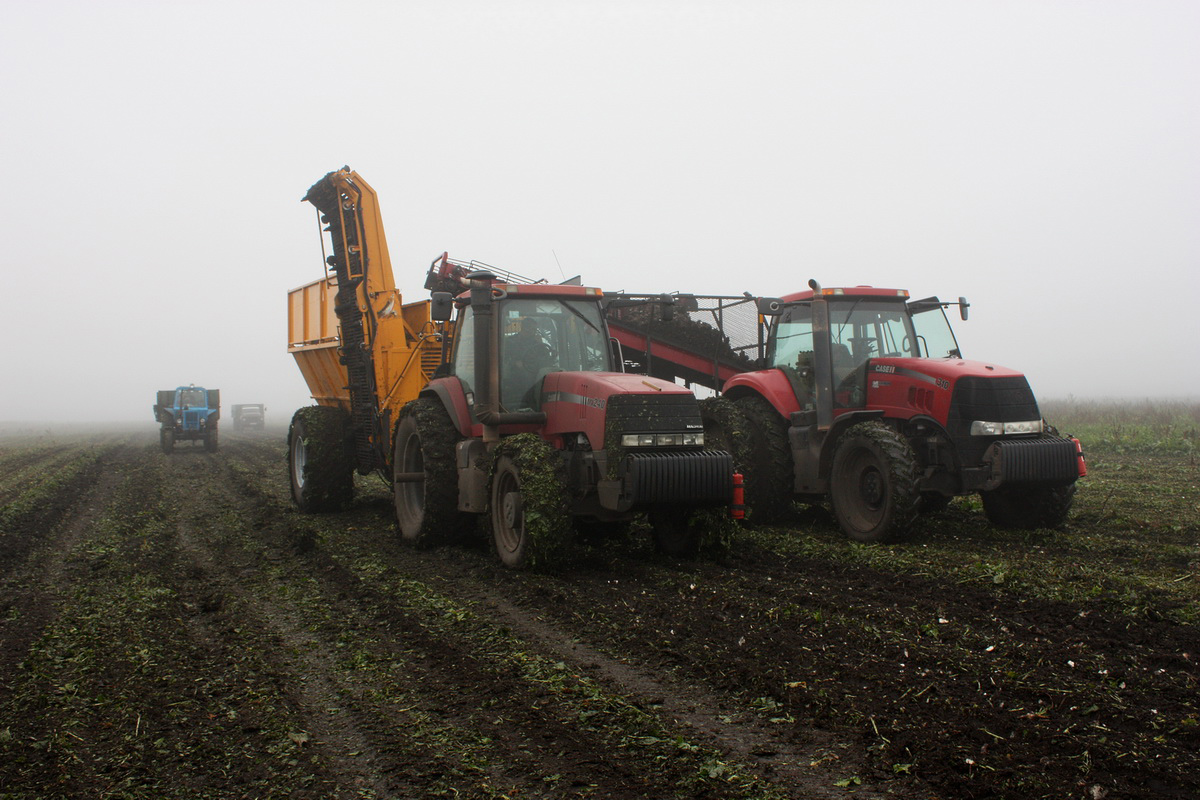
left=430, top=292, right=454, bottom=322
left=756, top=297, right=784, bottom=317
left=958, top=296, right=970, bottom=321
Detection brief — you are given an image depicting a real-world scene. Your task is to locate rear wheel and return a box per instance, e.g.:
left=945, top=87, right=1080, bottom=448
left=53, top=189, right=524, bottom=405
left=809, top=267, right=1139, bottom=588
left=204, top=424, right=219, bottom=453
left=981, top=483, right=1075, bottom=529
left=288, top=406, right=355, bottom=512
left=160, top=428, right=175, bottom=454
left=829, top=421, right=920, bottom=542
left=490, top=434, right=570, bottom=569
left=393, top=398, right=467, bottom=548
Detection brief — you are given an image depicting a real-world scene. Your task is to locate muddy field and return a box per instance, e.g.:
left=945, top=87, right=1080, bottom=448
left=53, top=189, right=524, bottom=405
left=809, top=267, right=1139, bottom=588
left=0, top=426, right=1196, bottom=799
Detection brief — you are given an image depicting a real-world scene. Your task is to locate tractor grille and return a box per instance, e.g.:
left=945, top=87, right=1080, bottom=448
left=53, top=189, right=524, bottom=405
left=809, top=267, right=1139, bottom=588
left=989, top=436, right=1078, bottom=485
left=623, top=450, right=733, bottom=506
left=605, top=393, right=705, bottom=435
left=947, top=376, right=1040, bottom=466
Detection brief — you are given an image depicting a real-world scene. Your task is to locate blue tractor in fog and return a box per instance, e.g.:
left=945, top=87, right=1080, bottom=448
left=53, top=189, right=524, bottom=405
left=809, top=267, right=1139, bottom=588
left=153, top=385, right=220, bottom=453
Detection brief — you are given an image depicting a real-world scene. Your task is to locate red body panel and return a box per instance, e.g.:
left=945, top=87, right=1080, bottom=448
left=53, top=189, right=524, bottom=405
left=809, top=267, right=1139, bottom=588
left=781, top=286, right=909, bottom=303
left=721, top=369, right=804, bottom=418
left=425, top=372, right=689, bottom=446
left=540, top=371, right=693, bottom=446
left=723, top=358, right=1029, bottom=428
left=863, top=357, right=1026, bottom=425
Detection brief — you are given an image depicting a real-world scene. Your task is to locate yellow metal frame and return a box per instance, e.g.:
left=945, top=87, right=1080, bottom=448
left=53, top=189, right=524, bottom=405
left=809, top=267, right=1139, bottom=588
left=287, top=170, right=444, bottom=451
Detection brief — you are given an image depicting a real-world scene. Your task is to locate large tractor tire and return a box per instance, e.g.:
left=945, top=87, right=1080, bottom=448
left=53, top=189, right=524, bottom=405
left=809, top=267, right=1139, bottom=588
left=288, top=406, right=355, bottom=513
left=489, top=434, right=570, bottom=569
left=392, top=398, right=469, bottom=548
left=829, top=421, right=920, bottom=543
left=204, top=423, right=219, bottom=453
left=981, top=483, right=1076, bottom=530
left=160, top=427, right=175, bottom=454
left=734, top=395, right=796, bottom=524
left=701, top=395, right=793, bottom=525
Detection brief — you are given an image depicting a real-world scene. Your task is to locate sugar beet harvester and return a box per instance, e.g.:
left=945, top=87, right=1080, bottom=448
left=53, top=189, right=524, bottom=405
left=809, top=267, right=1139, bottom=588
left=286, top=168, right=737, bottom=567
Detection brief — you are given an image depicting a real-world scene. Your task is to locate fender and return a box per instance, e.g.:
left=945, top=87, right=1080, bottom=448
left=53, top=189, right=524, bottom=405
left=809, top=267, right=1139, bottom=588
left=721, top=368, right=803, bottom=418
left=420, top=377, right=476, bottom=436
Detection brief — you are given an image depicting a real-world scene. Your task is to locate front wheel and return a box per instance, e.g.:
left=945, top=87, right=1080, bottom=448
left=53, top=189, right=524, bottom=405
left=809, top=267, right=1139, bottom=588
left=829, top=421, right=920, bottom=543
left=981, top=483, right=1076, bottom=530
left=288, top=406, right=355, bottom=512
left=393, top=398, right=467, bottom=548
left=490, top=434, right=570, bottom=569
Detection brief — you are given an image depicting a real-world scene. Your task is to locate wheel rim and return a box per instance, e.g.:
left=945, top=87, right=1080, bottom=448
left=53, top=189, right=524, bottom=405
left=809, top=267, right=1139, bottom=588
left=291, top=431, right=308, bottom=491
left=838, top=446, right=886, bottom=530
left=858, top=463, right=884, bottom=510
left=493, top=466, right=523, bottom=555
left=397, top=430, right=424, bottom=526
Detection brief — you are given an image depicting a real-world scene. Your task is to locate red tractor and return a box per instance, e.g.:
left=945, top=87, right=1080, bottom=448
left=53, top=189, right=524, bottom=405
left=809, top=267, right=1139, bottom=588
left=607, top=281, right=1085, bottom=542
left=287, top=169, right=737, bottom=568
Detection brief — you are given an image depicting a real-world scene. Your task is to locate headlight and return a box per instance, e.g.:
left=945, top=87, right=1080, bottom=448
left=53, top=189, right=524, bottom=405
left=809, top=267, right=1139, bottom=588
left=621, top=432, right=705, bottom=447
left=970, top=419, right=1043, bottom=436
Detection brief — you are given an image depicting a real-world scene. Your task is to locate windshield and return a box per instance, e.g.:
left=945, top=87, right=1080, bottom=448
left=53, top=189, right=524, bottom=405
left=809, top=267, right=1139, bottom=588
left=180, top=389, right=207, bottom=407
left=500, top=298, right=610, bottom=410
left=768, top=297, right=959, bottom=408
left=909, top=303, right=961, bottom=359
left=453, top=297, right=612, bottom=411
left=769, top=298, right=920, bottom=372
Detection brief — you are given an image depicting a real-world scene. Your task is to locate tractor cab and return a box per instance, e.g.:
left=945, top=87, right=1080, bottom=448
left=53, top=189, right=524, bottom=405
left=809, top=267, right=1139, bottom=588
left=764, top=287, right=966, bottom=411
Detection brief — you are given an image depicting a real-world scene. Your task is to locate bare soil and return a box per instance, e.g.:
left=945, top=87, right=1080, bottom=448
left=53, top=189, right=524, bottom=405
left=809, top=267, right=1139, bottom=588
left=0, top=428, right=1196, bottom=799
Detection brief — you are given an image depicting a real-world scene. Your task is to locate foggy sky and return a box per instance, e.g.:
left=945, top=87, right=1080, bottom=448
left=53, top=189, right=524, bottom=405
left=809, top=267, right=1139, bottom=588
left=2, top=0, right=1197, bottom=424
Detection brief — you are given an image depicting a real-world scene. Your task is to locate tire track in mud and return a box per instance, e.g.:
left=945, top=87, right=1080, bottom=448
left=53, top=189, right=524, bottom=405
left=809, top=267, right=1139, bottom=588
left=0, top=443, right=78, bottom=506
left=231, top=433, right=949, bottom=797
left=458, top=587, right=881, bottom=799
left=264, top=493, right=924, bottom=797
left=193, top=438, right=767, bottom=798
left=142, top=439, right=421, bottom=798
left=0, top=437, right=135, bottom=692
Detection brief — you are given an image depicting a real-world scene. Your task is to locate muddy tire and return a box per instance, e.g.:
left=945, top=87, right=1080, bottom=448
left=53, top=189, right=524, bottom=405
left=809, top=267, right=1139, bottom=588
left=981, top=483, right=1076, bottom=530
left=393, top=398, right=468, bottom=548
left=288, top=406, right=355, bottom=513
left=160, top=428, right=175, bottom=454
left=829, top=421, right=920, bottom=543
left=204, top=424, right=219, bottom=453
left=490, top=434, right=570, bottom=569
left=722, top=395, right=794, bottom=524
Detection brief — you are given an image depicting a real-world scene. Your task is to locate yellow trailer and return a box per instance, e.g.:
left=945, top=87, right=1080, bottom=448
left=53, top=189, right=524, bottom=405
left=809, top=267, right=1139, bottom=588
left=286, top=168, right=447, bottom=511
left=287, top=275, right=443, bottom=410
